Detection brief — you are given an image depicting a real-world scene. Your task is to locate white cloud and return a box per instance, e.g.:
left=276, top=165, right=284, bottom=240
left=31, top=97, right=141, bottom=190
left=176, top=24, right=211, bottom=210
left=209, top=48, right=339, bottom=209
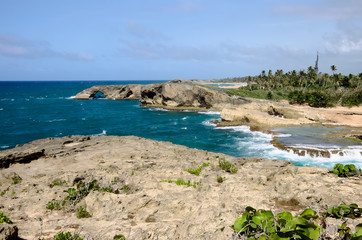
left=0, top=33, right=94, bottom=61
left=126, top=21, right=169, bottom=40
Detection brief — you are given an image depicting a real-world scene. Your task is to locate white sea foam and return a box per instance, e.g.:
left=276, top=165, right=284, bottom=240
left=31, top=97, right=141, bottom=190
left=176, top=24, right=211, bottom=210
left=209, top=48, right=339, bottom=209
left=197, top=111, right=221, bottom=115
left=147, top=107, right=170, bottom=112
left=67, top=96, right=76, bottom=99
left=47, top=119, right=66, bottom=123
left=212, top=125, right=362, bottom=169
left=1, top=145, right=9, bottom=149
left=181, top=127, right=187, bottom=130
left=82, top=118, right=86, bottom=121
left=0, top=108, right=3, bottom=111
left=182, top=117, right=189, bottom=120
left=202, top=120, right=217, bottom=127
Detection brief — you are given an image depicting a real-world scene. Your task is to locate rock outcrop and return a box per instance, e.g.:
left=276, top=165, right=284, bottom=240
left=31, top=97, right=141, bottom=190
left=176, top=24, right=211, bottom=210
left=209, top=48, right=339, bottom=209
left=74, top=80, right=249, bottom=111
left=0, top=136, right=361, bottom=239
left=0, top=136, right=91, bottom=168
left=74, top=84, right=160, bottom=100
left=140, top=81, right=248, bottom=110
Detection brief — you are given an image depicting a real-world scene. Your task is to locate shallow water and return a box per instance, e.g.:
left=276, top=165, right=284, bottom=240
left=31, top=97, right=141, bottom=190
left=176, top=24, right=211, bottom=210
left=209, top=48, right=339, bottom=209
left=0, top=81, right=361, bottom=169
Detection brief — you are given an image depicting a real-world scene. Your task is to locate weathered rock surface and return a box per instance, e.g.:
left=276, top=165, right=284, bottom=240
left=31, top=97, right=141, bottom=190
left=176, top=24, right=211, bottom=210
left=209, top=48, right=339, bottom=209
left=0, top=136, right=361, bottom=239
left=0, top=224, right=18, bottom=240
left=140, top=81, right=248, bottom=110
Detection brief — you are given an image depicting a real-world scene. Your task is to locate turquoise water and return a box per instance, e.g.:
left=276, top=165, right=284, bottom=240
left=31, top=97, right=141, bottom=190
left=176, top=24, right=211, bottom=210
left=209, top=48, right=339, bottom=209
left=0, top=81, right=361, bottom=168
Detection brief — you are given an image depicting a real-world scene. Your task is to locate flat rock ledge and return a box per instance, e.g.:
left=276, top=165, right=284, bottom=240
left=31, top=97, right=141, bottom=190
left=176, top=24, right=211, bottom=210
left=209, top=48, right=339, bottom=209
left=0, top=136, right=361, bottom=239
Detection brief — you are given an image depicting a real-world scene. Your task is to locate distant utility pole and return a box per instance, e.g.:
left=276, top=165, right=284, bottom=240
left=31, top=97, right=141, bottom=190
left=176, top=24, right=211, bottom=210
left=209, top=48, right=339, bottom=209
left=314, top=52, right=319, bottom=74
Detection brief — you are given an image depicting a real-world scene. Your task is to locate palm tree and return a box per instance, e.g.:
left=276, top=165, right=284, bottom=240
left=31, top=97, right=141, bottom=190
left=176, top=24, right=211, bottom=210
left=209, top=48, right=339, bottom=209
left=331, top=65, right=337, bottom=75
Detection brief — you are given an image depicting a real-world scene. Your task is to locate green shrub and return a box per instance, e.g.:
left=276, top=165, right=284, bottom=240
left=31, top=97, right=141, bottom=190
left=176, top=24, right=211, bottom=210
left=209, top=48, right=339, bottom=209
left=12, top=176, right=22, bottom=185
left=76, top=206, right=91, bottom=219
left=113, top=234, right=126, bottom=240
left=333, top=164, right=361, bottom=177
left=46, top=200, right=62, bottom=211
left=216, top=157, right=237, bottom=173
left=217, top=176, right=225, bottom=183
left=184, top=162, right=210, bottom=176
left=0, top=212, right=12, bottom=224
left=342, top=90, right=362, bottom=107
left=327, top=203, right=362, bottom=218
left=53, top=231, right=83, bottom=240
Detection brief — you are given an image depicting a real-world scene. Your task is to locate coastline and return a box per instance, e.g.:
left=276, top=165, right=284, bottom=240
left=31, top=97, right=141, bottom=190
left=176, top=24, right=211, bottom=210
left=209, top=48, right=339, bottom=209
left=1, top=135, right=361, bottom=239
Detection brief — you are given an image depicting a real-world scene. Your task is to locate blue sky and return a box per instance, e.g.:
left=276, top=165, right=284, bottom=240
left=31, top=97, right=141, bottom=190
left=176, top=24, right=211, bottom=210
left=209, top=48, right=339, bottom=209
left=0, top=0, right=361, bottom=80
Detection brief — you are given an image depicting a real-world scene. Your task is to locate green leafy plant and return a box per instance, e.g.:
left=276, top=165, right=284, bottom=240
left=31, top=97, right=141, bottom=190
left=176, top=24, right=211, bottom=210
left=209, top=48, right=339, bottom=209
left=215, top=156, right=237, bottom=173
left=53, top=231, right=83, bottom=240
left=333, top=163, right=362, bottom=177
left=184, top=162, right=210, bottom=176
left=0, top=212, right=13, bottom=224
left=327, top=203, right=362, bottom=219
left=0, top=189, right=7, bottom=196
left=351, top=223, right=362, bottom=239
left=234, top=207, right=321, bottom=240
left=76, top=206, right=91, bottom=219
left=113, top=234, right=126, bottom=240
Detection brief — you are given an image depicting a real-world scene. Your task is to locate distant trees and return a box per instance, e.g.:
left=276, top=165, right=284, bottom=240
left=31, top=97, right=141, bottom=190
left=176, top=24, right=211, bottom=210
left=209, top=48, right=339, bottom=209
left=223, top=66, right=362, bottom=107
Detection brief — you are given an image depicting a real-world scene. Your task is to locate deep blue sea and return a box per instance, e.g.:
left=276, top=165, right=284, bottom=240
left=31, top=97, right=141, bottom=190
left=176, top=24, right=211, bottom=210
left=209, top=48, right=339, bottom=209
left=0, top=81, right=361, bottom=169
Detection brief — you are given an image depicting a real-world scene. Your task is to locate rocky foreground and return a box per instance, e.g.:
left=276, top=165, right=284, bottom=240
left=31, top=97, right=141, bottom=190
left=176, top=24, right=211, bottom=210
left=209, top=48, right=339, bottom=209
left=0, top=136, right=361, bottom=239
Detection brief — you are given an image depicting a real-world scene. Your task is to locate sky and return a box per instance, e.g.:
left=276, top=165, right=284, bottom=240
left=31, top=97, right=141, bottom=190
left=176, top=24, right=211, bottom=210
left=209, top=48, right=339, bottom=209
left=0, top=0, right=361, bottom=80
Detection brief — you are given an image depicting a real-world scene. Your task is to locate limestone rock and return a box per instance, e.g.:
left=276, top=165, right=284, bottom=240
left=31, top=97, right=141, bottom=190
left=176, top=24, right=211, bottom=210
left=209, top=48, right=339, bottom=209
left=140, top=82, right=248, bottom=110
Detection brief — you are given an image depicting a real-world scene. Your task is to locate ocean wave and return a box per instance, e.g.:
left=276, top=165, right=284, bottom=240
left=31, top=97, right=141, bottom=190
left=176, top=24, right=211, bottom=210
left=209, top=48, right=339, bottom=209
left=147, top=107, right=170, bottom=112
left=181, top=127, right=187, bottom=130
left=0, top=108, right=3, bottom=111
left=1, top=145, right=9, bottom=149
left=182, top=117, right=189, bottom=120
left=197, top=111, right=221, bottom=115
left=66, top=96, right=76, bottom=99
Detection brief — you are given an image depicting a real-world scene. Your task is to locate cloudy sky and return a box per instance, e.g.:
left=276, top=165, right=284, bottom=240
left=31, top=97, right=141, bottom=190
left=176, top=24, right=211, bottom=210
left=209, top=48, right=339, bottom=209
left=0, top=0, right=361, bottom=80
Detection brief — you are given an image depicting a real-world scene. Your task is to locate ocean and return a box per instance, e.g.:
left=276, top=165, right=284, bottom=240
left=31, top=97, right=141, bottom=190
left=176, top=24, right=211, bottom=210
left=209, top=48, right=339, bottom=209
left=0, top=80, right=361, bottom=169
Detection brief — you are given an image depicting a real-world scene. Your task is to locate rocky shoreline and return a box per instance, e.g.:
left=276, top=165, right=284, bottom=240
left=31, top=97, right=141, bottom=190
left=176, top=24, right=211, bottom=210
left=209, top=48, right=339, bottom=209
left=1, top=135, right=361, bottom=239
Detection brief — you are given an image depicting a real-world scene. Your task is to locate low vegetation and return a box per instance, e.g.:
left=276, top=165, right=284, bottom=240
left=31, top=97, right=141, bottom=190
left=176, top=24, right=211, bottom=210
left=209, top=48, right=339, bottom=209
left=161, top=178, right=201, bottom=188
left=76, top=206, right=91, bottom=219
left=217, top=176, right=225, bottom=183
left=0, top=212, right=12, bottom=224
left=333, top=164, right=361, bottom=177
left=184, top=162, right=210, bottom=176
left=233, top=206, right=362, bottom=240
left=214, top=156, right=238, bottom=173
left=53, top=231, right=83, bottom=240
left=113, top=234, right=127, bottom=240
left=12, top=176, right=22, bottom=185
left=46, top=178, right=128, bottom=212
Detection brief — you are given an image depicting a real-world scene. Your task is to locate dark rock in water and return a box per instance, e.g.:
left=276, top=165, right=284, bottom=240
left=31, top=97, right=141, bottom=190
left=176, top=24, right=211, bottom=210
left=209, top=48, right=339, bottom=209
left=0, top=224, right=18, bottom=240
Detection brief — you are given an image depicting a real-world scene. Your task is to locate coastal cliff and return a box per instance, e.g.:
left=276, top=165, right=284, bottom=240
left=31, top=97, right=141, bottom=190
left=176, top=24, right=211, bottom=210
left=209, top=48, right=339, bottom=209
left=0, top=136, right=361, bottom=239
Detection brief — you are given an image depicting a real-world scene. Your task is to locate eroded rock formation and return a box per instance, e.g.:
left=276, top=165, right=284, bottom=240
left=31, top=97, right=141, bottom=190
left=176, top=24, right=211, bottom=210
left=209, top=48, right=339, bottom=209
left=74, top=80, right=249, bottom=110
